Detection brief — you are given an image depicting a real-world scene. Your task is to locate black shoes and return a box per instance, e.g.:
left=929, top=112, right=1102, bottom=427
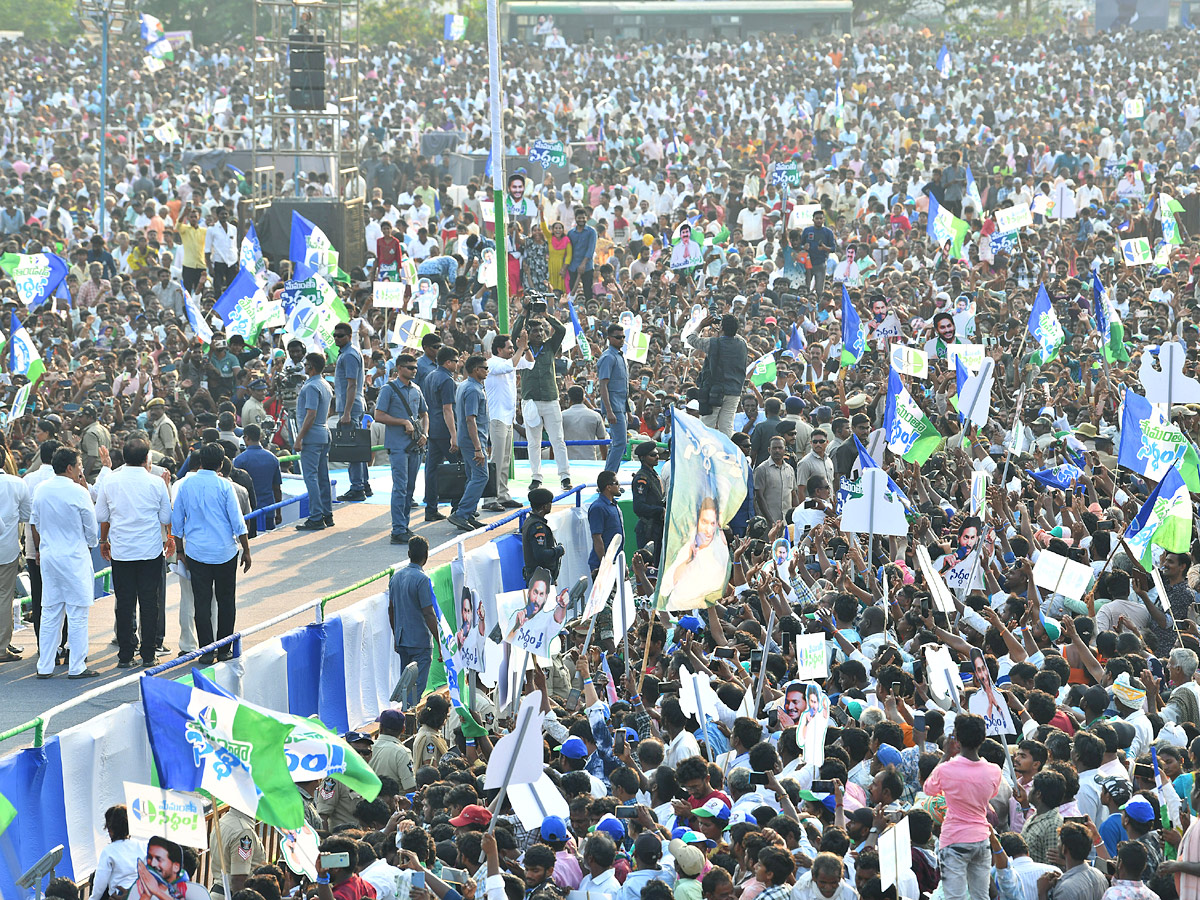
left=295, top=519, right=326, bottom=532
left=390, top=532, right=412, bottom=544
left=338, top=490, right=367, bottom=502
left=425, top=510, right=447, bottom=522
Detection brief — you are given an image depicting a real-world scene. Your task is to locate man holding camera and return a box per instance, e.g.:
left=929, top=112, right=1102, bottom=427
left=514, top=302, right=573, bottom=492
left=685, top=314, right=747, bottom=437
left=374, top=353, right=428, bottom=544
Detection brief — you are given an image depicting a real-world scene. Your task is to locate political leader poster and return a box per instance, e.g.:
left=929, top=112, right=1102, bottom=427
left=655, top=409, right=749, bottom=611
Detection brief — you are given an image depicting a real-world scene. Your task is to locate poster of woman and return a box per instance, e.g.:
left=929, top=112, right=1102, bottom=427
left=655, top=410, right=749, bottom=611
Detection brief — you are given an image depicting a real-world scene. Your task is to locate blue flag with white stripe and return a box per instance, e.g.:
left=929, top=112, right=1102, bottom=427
left=1029, top=463, right=1084, bottom=491
left=936, top=44, right=952, bottom=78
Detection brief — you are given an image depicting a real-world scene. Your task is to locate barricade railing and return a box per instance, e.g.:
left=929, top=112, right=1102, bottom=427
left=2, top=480, right=588, bottom=749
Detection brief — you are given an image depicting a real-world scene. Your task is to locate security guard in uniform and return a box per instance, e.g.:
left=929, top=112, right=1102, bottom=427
left=412, top=694, right=451, bottom=770
left=315, top=731, right=374, bottom=828
left=210, top=806, right=266, bottom=895
left=77, top=403, right=112, bottom=482
left=372, top=709, right=417, bottom=792
left=522, top=487, right=564, bottom=582
left=631, top=443, right=665, bottom=552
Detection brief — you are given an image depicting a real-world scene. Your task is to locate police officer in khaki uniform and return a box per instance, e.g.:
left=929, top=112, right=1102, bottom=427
left=372, top=709, right=417, bottom=792
left=77, top=403, right=111, bottom=482
left=210, top=806, right=266, bottom=895
left=315, top=731, right=374, bottom=828
left=412, top=694, right=450, bottom=770
left=146, top=397, right=181, bottom=462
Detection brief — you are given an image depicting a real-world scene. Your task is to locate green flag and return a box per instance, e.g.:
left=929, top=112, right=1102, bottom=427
left=747, top=352, right=777, bottom=387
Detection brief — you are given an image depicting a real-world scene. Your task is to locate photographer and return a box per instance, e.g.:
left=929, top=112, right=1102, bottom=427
left=685, top=314, right=747, bottom=437
left=513, top=298, right=572, bottom=492
left=272, top=339, right=308, bottom=449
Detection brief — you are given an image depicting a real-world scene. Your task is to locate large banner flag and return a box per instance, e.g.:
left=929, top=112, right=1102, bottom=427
left=884, top=368, right=940, bottom=465
left=1125, top=465, right=1193, bottom=571
left=1160, top=194, right=1186, bottom=245
left=280, top=274, right=349, bottom=358
left=0, top=252, right=69, bottom=308
left=183, top=287, right=213, bottom=345
left=655, top=409, right=749, bottom=611
left=841, top=286, right=867, bottom=367
left=927, top=196, right=969, bottom=259
left=139, top=13, right=174, bottom=61
left=1093, top=272, right=1129, bottom=362
left=4, top=311, right=44, bottom=384
left=965, top=166, right=983, bottom=214
left=290, top=211, right=340, bottom=281
left=748, top=351, right=777, bottom=387
left=140, top=675, right=304, bottom=829
left=214, top=267, right=283, bottom=344
left=241, top=223, right=269, bottom=288
left=189, top=670, right=381, bottom=799
left=443, top=13, right=468, bottom=40
left=1027, top=284, right=1065, bottom=364
left=936, top=43, right=952, bottom=78
left=1030, top=463, right=1084, bottom=491
left=1119, top=388, right=1200, bottom=490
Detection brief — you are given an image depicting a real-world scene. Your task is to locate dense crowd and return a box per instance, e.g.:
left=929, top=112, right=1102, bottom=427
left=13, top=16, right=1200, bottom=900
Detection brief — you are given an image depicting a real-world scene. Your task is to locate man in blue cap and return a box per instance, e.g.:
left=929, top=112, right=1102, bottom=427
left=556, top=736, right=606, bottom=797
left=539, top=816, right=583, bottom=889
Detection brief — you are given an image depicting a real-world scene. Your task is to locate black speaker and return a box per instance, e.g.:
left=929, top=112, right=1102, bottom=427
left=255, top=199, right=368, bottom=273
left=288, top=30, right=326, bottom=111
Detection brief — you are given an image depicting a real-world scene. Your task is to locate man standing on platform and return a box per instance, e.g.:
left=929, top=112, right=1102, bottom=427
left=513, top=307, right=572, bottom=492
left=374, top=353, right=428, bottom=545
left=597, top=323, right=629, bottom=473
left=423, top=346, right=461, bottom=522
left=449, top=355, right=489, bottom=532
left=482, top=333, right=528, bottom=512
left=333, top=321, right=371, bottom=502
left=294, top=352, right=334, bottom=532
left=0, top=462, right=29, bottom=664
left=31, top=447, right=99, bottom=679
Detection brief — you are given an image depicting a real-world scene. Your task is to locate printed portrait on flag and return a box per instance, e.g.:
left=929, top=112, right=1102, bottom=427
left=454, top=585, right=487, bottom=673
left=655, top=411, right=748, bottom=611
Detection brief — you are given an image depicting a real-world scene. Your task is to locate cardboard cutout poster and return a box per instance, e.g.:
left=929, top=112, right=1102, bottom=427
left=454, top=585, right=489, bottom=674
left=967, top=646, right=1016, bottom=736
left=1139, top=343, right=1200, bottom=406
left=498, top=567, right=568, bottom=658
left=925, top=644, right=961, bottom=709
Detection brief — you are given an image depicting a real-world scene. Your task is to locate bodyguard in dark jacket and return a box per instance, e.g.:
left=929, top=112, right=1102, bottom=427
left=522, top=487, right=564, bottom=581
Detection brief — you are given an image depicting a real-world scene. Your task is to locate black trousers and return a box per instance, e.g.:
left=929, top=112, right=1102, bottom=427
left=211, top=262, right=238, bottom=297
left=186, top=554, right=238, bottom=655
left=113, top=556, right=164, bottom=663
left=424, top=437, right=455, bottom=512
left=29, top=558, right=67, bottom=653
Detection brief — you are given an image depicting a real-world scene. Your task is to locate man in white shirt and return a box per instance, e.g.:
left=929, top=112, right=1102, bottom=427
left=96, top=437, right=174, bottom=668
left=0, top=467, right=30, bottom=663
left=663, top=697, right=701, bottom=767
left=482, top=333, right=530, bottom=512
left=31, top=447, right=100, bottom=678
left=737, top=197, right=765, bottom=242
left=204, top=205, right=239, bottom=297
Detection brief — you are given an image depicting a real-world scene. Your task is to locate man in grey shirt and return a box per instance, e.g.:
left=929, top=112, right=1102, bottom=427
left=561, top=386, right=608, bottom=461
left=685, top=314, right=747, bottom=437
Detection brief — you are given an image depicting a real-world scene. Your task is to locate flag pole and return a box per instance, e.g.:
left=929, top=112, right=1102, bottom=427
left=485, top=0, right=509, bottom=338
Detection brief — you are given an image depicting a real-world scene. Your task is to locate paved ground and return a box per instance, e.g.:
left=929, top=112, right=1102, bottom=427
left=0, top=458, right=620, bottom=752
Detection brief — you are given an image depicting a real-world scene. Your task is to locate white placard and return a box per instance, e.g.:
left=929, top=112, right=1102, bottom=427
left=891, top=344, right=929, bottom=379
left=917, top=544, right=957, bottom=613
left=925, top=644, right=961, bottom=708
left=1032, top=550, right=1094, bottom=602
left=795, top=632, right=829, bottom=680
left=372, top=281, right=408, bottom=308
left=507, top=773, right=571, bottom=832
left=123, top=782, right=209, bottom=850
left=995, top=205, right=1033, bottom=232
left=1124, top=97, right=1146, bottom=119
left=878, top=817, right=912, bottom=892
left=944, top=550, right=985, bottom=594
left=840, top=468, right=909, bottom=536
left=945, top=343, right=986, bottom=372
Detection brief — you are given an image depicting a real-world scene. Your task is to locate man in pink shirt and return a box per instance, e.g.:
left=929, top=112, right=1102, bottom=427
left=923, top=713, right=1003, bottom=900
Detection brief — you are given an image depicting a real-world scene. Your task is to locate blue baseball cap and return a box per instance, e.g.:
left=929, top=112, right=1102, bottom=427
left=593, top=814, right=626, bottom=841
left=876, top=744, right=903, bottom=768
left=540, top=815, right=569, bottom=841
left=557, top=737, right=589, bottom=759
left=677, top=615, right=703, bottom=633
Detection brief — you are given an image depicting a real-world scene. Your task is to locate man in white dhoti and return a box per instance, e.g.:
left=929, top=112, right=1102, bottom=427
left=31, top=447, right=100, bottom=678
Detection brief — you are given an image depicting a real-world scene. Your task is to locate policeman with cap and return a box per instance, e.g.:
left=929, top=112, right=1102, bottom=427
left=372, top=709, right=417, bottom=791
left=77, top=403, right=111, bottom=482
left=241, top=378, right=270, bottom=432
left=316, top=730, right=374, bottom=829
left=631, top=443, right=664, bottom=552
left=522, top=487, right=564, bottom=582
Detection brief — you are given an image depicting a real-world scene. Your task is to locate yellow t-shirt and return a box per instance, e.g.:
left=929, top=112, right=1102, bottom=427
left=178, top=223, right=207, bottom=268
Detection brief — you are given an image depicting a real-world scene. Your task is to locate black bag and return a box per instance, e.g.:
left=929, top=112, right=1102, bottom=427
left=695, top=337, right=723, bottom=415
left=436, top=460, right=498, bottom=498
left=329, top=424, right=373, bottom=463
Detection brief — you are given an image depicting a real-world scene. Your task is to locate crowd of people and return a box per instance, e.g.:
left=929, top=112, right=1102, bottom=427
left=13, top=14, right=1200, bottom=900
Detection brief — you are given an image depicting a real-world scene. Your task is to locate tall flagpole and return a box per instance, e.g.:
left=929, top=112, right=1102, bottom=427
left=486, top=0, right=510, bottom=337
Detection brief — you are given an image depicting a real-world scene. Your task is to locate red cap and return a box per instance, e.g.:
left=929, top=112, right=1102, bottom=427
left=449, top=804, right=492, bottom=827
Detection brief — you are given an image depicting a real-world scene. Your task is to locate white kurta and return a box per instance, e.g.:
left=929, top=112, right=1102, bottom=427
left=32, top=475, right=98, bottom=607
